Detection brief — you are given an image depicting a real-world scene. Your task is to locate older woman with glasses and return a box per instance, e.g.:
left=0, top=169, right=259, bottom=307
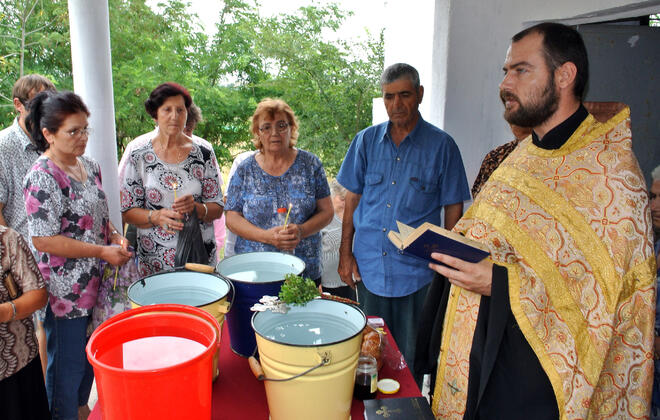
left=23, top=91, right=132, bottom=419
left=225, top=98, right=333, bottom=284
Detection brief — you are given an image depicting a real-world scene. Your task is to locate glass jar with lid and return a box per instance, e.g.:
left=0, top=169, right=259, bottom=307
left=353, top=355, right=378, bottom=400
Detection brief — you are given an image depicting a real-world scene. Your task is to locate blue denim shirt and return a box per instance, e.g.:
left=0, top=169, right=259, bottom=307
left=337, top=115, right=470, bottom=297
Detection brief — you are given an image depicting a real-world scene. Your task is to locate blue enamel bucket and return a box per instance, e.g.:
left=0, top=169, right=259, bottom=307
left=216, top=252, right=305, bottom=357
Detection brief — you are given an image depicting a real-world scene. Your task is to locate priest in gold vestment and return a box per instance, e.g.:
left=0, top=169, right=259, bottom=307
left=426, top=23, right=656, bottom=419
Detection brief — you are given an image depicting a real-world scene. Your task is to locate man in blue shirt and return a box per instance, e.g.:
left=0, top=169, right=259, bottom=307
left=337, top=63, right=470, bottom=370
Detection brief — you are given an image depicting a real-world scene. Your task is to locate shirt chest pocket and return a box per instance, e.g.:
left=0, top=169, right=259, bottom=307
left=362, top=173, right=383, bottom=206
left=403, top=176, right=439, bottom=213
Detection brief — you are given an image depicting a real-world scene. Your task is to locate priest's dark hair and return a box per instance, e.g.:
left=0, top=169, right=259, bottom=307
left=513, top=22, right=589, bottom=100
left=25, top=90, right=90, bottom=152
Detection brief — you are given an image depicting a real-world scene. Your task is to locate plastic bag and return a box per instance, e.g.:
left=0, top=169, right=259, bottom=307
left=366, top=317, right=407, bottom=371
left=89, top=250, right=139, bottom=333
left=174, top=212, right=209, bottom=267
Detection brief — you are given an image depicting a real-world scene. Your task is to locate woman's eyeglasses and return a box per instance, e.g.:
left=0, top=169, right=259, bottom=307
left=66, top=127, right=92, bottom=138
left=258, top=121, right=289, bottom=134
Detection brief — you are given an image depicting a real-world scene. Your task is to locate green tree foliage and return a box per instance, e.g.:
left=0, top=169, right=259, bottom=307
left=0, top=0, right=383, bottom=174
left=0, top=0, right=71, bottom=120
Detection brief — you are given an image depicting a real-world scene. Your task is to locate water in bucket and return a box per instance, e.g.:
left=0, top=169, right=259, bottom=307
left=259, top=312, right=362, bottom=346
left=128, top=271, right=230, bottom=307
left=121, top=336, right=206, bottom=370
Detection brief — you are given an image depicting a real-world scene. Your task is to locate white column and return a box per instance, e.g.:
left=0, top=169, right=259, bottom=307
left=382, top=0, right=436, bottom=124
left=68, top=0, right=121, bottom=227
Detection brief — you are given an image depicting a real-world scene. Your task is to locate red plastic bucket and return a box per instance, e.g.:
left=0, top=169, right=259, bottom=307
left=91, top=303, right=223, bottom=380
left=86, top=304, right=219, bottom=420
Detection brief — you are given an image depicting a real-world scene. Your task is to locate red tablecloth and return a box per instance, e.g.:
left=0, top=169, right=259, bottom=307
left=90, top=316, right=421, bottom=419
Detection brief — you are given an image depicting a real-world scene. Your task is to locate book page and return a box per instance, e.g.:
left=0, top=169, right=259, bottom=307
left=387, top=230, right=403, bottom=249
left=395, top=221, right=415, bottom=240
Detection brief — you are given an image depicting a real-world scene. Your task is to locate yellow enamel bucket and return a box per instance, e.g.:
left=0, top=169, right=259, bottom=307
left=127, top=265, right=232, bottom=380
left=251, top=299, right=366, bottom=420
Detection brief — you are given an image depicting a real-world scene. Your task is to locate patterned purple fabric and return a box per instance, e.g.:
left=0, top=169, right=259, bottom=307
left=24, top=156, right=109, bottom=319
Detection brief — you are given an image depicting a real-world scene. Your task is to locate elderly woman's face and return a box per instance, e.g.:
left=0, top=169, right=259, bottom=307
left=331, top=193, right=345, bottom=218
left=258, top=111, right=291, bottom=153
left=156, top=95, right=187, bottom=137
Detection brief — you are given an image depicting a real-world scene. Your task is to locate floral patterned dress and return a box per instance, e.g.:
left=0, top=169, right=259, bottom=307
left=24, top=156, right=110, bottom=319
left=225, top=149, right=330, bottom=280
left=120, top=140, right=223, bottom=276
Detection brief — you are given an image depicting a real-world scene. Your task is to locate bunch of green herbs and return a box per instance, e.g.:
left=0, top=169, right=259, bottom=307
left=279, top=273, right=320, bottom=306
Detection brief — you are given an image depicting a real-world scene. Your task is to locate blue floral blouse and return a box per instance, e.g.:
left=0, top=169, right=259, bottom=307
left=225, top=149, right=330, bottom=279
left=24, top=156, right=110, bottom=319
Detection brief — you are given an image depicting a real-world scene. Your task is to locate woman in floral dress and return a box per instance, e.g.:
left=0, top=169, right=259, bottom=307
left=24, top=91, right=132, bottom=420
left=120, top=83, right=223, bottom=276
left=225, top=98, right=333, bottom=284
left=0, top=226, right=50, bottom=420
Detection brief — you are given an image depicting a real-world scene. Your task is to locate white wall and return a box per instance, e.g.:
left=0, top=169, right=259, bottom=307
left=426, top=0, right=660, bottom=190
left=381, top=0, right=436, bottom=121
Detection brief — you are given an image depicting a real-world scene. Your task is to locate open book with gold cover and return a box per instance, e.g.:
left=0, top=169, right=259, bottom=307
left=388, top=220, right=490, bottom=264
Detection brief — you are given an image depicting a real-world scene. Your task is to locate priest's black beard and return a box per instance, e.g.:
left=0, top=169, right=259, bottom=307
left=501, top=74, right=559, bottom=128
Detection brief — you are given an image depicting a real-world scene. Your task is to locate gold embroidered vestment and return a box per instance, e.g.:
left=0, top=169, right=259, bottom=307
left=433, top=107, right=656, bottom=419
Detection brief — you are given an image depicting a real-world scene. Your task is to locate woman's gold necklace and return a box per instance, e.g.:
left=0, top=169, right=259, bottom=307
left=158, top=139, right=186, bottom=163
left=49, top=154, right=85, bottom=182
left=75, top=158, right=85, bottom=182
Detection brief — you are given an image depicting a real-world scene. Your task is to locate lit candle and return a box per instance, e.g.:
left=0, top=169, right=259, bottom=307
left=283, top=203, right=293, bottom=229
left=171, top=181, right=178, bottom=200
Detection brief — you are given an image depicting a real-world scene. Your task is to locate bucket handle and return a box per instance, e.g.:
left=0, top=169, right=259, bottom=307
left=184, top=263, right=235, bottom=313
left=184, top=263, right=215, bottom=273
left=217, top=301, right=230, bottom=314
left=248, top=352, right=331, bottom=382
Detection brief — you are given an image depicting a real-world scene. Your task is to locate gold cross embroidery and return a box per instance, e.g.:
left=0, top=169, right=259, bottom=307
left=376, top=406, right=402, bottom=418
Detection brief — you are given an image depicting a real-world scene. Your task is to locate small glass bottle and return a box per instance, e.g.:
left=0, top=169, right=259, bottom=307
left=354, top=355, right=378, bottom=400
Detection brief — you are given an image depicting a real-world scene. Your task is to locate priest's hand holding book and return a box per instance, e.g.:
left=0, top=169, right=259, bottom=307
left=428, top=252, right=494, bottom=296
left=388, top=221, right=493, bottom=296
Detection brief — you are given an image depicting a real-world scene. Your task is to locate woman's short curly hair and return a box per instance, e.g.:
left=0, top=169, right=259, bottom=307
left=144, top=82, right=192, bottom=119
left=250, top=98, right=299, bottom=150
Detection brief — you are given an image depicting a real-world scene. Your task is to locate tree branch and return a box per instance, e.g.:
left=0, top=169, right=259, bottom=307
left=25, top=26, right=47, bottom=36
left=24, top=0, right=39, bottom=22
